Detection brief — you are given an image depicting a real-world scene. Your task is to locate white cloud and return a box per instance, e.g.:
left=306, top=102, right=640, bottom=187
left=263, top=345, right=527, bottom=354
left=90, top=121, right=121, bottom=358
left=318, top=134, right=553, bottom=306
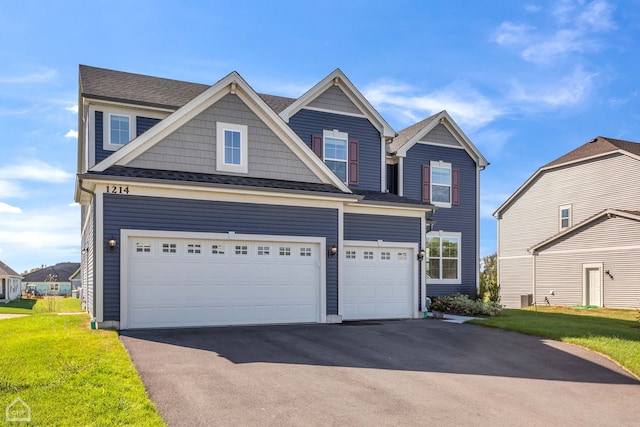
left=525, top=4, right=541, bottom=13
left=509, top=66, right=597, bottom=107
left=495, top=0, right=616, bottom=64
left=493, top=22, right=533, bottom=46
left=0, top=160, right=73, bottom=183
left=65, top=129, right=78, bottom=138
left=0, top=179, right=23, bottom=199
left=0, top=202, right=22, bottom=214
left=0, top=68, right=57, bottom=84
left=0, top=205, right=78, bottom=250
left=364, top=80, right=502, bottom=130
left=471, top=129, right=514, bottom=159
left=68, top=202, right=80, bottom=207
left=65, top=105, right=79, bottom=113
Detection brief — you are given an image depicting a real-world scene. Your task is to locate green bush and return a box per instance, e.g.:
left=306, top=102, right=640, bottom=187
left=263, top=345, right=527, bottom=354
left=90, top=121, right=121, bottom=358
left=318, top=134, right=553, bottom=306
left=429, top=294, right=503, bottom=317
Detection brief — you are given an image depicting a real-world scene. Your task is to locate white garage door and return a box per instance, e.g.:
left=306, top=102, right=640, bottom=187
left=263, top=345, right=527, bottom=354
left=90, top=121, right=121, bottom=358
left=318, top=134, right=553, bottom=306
left=343, top=244, right=415, bottom=320
left=124, top=235, right=321, bottom=329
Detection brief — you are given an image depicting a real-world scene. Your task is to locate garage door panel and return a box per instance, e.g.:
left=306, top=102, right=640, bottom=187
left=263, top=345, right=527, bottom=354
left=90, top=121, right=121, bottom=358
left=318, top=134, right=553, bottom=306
left=343, top=245, right=414, bottom=321
left=126, top=237, right=321, bottom=328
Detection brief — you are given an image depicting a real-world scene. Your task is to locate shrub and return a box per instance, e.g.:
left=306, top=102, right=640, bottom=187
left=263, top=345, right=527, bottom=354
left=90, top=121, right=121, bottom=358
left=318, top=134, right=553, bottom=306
left=428, top=293, right=503, bottom=317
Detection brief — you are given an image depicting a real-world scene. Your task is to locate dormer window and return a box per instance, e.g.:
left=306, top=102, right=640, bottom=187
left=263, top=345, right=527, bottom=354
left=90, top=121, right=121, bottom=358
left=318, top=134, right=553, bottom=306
left=110, top=114, right=130, bottom=145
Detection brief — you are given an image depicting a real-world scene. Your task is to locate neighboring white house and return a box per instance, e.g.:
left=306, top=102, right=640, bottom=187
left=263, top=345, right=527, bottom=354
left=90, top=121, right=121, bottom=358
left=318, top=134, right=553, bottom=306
left=0, top=260, right=22, bottom=302
left=494, top=136, right=640, bottom=309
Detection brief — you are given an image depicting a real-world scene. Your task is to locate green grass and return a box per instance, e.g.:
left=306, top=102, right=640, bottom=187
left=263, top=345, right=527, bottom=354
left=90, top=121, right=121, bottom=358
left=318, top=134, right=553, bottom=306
left=469, top=306, right=640, bottom=378
left=0, top=300, right=165, bottom=426
left=0, top=297, right=86, bottom=315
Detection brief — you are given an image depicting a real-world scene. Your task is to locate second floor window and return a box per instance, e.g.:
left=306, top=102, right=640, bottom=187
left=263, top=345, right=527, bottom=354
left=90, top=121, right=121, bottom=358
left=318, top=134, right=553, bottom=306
left=324, top=135, right=347, bottom=182
left=559, top=205, right=572, bottom=229
left=216, top=122, right=248, bottom=174
left=110, top=114, right=130, bottom=145
left=224, top=130, right=241, bottom=165
left=431, top=163, right=452, bottom=204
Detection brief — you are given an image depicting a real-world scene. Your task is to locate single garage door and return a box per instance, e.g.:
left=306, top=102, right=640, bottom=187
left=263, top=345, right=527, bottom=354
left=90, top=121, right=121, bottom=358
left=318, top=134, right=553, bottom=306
left=343, top=244, right=414, bottom=320
left=124, top=235, right=321, bottom=329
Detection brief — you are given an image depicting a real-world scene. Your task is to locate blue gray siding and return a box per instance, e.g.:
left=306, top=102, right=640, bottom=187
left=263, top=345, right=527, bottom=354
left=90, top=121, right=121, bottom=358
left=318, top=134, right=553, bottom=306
left=344, top=213, right=420, bottom=242
left=94, top=114, right=162, bottom=164
left=404, top=144, right=478, bottom=296
left=136, top=116, right=161, bottom=137
left=82, top=200, right=96, bottom=317
left=288, top=109, right=381, bottom=191
left=102, top=194, right=339, bottom=321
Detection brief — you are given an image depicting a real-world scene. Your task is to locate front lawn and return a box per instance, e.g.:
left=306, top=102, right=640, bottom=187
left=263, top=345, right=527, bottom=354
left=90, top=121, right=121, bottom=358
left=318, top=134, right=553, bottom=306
left=469, top=306, right=640, bottom=378
left=0, top=299, right=165, bottom=426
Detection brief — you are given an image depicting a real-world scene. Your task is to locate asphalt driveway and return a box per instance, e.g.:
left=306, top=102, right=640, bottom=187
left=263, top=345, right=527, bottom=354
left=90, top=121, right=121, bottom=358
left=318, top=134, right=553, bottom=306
left=120, top=319, right=640, bottom=427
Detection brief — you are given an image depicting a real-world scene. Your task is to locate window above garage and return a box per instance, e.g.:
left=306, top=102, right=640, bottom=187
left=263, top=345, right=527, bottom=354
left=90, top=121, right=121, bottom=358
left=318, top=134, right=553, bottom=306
left=217, top=122, right=248, bottom=174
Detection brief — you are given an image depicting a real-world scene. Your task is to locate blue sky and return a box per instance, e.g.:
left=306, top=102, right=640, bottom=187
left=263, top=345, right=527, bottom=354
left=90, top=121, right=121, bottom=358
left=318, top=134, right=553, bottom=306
left=1, top=0, right=638, bottom=273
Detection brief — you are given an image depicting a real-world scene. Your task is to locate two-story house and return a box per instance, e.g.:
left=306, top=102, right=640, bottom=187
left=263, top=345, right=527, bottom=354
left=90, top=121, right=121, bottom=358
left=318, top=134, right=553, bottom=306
left=494, top=137, right=640, bottom=309
left=75, top=65, right=488, bottom=329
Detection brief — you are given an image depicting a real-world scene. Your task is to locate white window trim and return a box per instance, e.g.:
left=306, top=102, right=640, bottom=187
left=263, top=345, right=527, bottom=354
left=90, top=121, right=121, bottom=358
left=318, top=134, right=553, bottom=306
left=430, top=160, right=452, bottom=208
left=425, top=231, right=461, bottom=285
left=216, top=122, right=248, bottom=174
left=104, top=110, right=135, bottom=151
left=559, top=204, right=572, bottom=230
left=323, top=129, right=348, bottom=182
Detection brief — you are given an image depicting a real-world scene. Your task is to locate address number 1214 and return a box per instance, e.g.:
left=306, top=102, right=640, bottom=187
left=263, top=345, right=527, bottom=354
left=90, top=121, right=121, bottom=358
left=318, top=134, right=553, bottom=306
left=105, top=186, right=130, bottom=194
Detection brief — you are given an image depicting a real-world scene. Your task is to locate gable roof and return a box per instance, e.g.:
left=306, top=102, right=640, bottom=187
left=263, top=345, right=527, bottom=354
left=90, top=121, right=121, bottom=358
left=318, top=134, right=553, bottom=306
left=391, top=110, right=489, bottom=167
left=22, top=262, right=80, bottom=282
left=279, top=69, right=395, bottom=139
left=87, top=70, right=351, bottom=193
left=529, top=209, right=640, bottom=253
left=79, top=65, right=295, bottom=113
left=494, top=136, right=640, bottom=217
left=0, top=260, right=20, bottom=277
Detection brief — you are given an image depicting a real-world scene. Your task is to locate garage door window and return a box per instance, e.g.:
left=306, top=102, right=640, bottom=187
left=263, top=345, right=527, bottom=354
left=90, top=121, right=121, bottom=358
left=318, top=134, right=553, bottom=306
left=257, top=246, right=270, bottom=256
left=300, top=247, right=312, bottom=257
left=211, top=243, right=225, bottom=255
left=346, top=250, right=356, bottom=259
left=162, top=243, right=177, bottom=254
left=364, top=251, right=374, bottom=260
left=380, top=251, right=391, bottom=260
left=136, top=242, right=151, bottom=253
left=235, top=245, right=248, bottom=255
left=187, top=243, right=202, bottom=254
left=279, top=246, right=291, bottom=256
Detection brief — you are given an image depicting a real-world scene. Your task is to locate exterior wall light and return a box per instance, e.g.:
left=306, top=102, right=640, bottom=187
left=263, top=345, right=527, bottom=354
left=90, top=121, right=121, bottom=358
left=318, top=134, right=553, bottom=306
left=108, top=237, right=117, bottom=252
left=328, top=244, right=338, bottom=258
left=417, top=249, right=426, bottom=261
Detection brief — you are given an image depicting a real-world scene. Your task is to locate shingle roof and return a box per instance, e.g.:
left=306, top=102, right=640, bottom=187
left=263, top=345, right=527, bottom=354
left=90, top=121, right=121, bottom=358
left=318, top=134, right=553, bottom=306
left=79, top=65, right=296, bottom=113
left=351, top=190, right=434, bottom=208
left=0, top=260, right=20, bottom=277
left=86, top=166, right=350, bottom=195
left=387, top=113, right=440, bottom=153
left=544, top=136, right=640, bottom=168
left=22, top=262, right=80, bottom=282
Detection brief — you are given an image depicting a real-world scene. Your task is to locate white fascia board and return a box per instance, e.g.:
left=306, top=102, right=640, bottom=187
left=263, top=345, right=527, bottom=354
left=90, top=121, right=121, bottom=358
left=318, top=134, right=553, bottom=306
left=344, top=203, right=429, bottom=217
left=493, top=149, right=627, bottom=218
left=395, top=111, right=489, bottom=168
left=279, top=69, right=395, bottom=138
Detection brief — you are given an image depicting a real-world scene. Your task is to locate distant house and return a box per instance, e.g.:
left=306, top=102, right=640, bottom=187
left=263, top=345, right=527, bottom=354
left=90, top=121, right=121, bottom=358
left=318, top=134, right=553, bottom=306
left=0, top=260, right=22, bottom=302
left=22, top=262, right=81, bottom=296
left=494, top=137, right=640, bottom=309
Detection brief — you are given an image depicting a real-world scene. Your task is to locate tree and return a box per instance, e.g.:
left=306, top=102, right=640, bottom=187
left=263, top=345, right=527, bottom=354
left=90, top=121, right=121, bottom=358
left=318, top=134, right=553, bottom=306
left=479, top=253, right=500, bottom=302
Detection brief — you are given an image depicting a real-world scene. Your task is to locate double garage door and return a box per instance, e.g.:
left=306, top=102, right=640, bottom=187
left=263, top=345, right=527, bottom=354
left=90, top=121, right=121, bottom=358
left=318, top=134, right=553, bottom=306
left=124, top=234, right=322, bottom=329
left=123, top=233, right=416, bottom=329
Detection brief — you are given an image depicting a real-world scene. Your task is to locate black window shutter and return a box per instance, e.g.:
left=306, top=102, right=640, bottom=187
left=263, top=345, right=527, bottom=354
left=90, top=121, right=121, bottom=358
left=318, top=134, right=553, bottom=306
left=452, top=168, right=460, bottom=205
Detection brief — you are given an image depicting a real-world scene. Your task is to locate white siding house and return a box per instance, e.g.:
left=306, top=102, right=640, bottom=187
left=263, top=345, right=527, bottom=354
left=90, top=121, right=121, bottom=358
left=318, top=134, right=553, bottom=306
left=0, top=260, right=22, bottom=302
left=494, top=137, right=640, bottom=308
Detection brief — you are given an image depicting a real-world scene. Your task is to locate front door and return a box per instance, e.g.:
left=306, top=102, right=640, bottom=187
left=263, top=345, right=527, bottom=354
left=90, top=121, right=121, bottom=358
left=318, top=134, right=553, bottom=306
left=584, top=264, right=602, bottom=307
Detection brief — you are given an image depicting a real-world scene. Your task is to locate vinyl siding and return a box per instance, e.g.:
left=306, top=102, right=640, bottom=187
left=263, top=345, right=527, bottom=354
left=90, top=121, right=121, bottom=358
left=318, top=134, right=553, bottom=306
left=82, top=200, right=95, bottom=317
left=344, top=213, right=420, bottom=243
left=420, top=124, right=462, bottom=147
left=498, top=154, right=640, bottom=257
left=534, top=216, right=640, bottom=308
left=102, top=194, right=339, bottom=321
left=95, top=111, right=106, bottom=163
left=498, top=153, right=640, bottom=307
left=136, top=116, right=161, bottom=137
left=288, top=109, right=382, bottom=191
left=403, top=143, right=478, bottom=296
left=498, top=257, right=533, bottom=308
left=126, top=94, right=321, bottom=183
left=307, top=86, right=362, bottom=115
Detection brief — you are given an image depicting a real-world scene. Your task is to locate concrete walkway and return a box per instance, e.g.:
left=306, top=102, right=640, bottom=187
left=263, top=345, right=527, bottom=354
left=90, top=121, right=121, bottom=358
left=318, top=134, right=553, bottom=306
left=0, top=314, right=29, bottom=320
